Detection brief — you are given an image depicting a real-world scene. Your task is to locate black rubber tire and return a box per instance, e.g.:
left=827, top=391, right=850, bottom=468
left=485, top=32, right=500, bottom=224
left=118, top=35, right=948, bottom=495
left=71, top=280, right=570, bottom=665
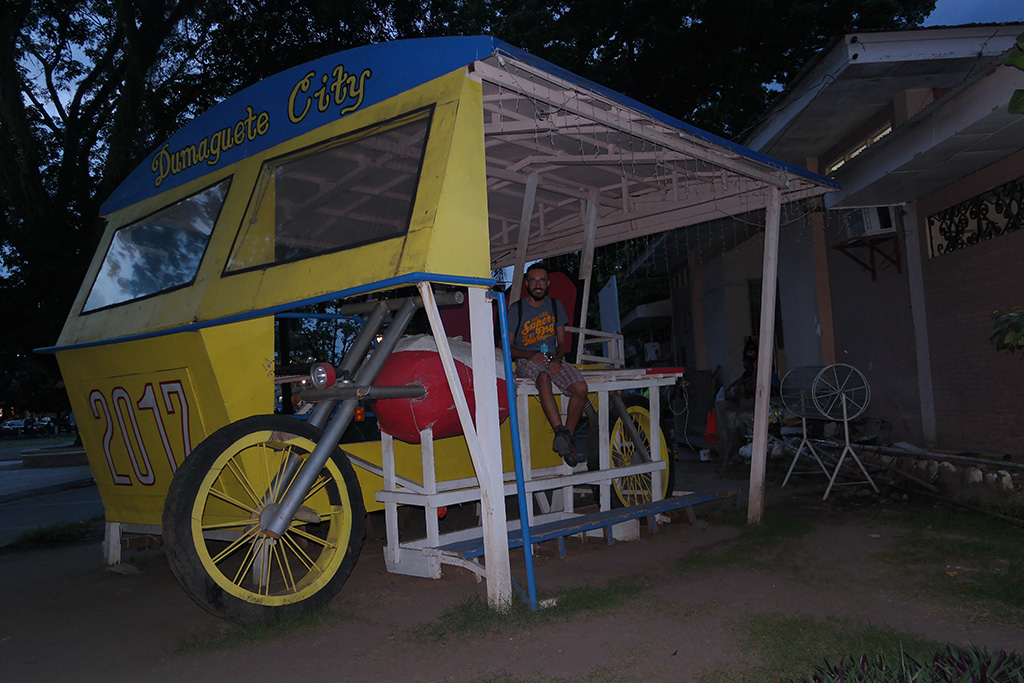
left=163, top=414, right=365, bottom=622
left=585, top=393, right=675, bottom=507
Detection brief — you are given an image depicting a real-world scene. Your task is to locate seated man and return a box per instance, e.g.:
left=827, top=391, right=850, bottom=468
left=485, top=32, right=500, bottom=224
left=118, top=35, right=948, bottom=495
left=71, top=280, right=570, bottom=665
left=507, top=263, right=589, bottom=466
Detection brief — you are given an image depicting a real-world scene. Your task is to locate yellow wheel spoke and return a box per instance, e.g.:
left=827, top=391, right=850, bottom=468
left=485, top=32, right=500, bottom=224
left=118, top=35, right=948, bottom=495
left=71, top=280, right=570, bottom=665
left=201, top=519, right=253, bottom=531
left=278, top=452, right=305, bottom=501
left=210, top=529, right=257, bottom=566
left=281, top=533, right=316, bottom=570
left=287, top=525, right=337, bottom=549
left=258, top=444, right=274, bottom=504
left=303, top=473, right=330, bottom=502
left=207, top=486, right=258, bottom=515
left=258, top=541, right=272, bottom=596
left=270, top=446, right=294, bottom=502
left=273, top=540, right=297, bottom=592
left=226, top=458, right=263, bottom=508
left=231, top=536, right=262, bottom=586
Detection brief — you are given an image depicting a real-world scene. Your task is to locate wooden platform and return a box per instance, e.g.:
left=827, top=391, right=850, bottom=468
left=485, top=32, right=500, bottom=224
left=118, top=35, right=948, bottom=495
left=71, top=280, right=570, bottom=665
left=437, top=487, right=740, bottom=560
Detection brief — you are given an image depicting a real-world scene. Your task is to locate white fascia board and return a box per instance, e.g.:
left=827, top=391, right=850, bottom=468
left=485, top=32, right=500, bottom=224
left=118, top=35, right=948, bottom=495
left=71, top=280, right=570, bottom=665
left=825, top=63, right=1024, bottom=208
left=746, top=24, right=1024, bottom=154
left=848, top=25, right=1023, bottom=64
left=745, top=42, right=854, bottom=153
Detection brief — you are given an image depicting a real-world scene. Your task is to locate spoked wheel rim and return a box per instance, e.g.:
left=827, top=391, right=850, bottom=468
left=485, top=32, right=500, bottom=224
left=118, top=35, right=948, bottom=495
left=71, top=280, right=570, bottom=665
left=812, top=363, right=869, bottom=421
left=608, top=401, right=671, bottom=507
left=190, top=430, right=354, bottom=606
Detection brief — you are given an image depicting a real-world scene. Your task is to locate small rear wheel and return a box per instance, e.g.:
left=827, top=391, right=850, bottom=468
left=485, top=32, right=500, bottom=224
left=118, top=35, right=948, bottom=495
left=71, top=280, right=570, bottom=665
left=585, top=394, right=674, bottom=507
left=163, top=415, right=365, bottom=622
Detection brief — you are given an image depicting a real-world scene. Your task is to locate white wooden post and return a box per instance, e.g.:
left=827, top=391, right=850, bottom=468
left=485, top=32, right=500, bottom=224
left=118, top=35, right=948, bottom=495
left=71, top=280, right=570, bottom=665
left=103, top=521, right=122, bottom=566
left=510, top=172, right=540, bottom=303
left=381, top=431, right=400, bottom=566
left=418, top=282, right=513, bottom=610
left=748, top=185, right=782, bottom=524
left=650, top=384, right=663, bottom=500
left=575, top=195, right=599, bottom=364
left=421, top=427, right=440, bottom=549
left=599, top=390, right=610, bottom=511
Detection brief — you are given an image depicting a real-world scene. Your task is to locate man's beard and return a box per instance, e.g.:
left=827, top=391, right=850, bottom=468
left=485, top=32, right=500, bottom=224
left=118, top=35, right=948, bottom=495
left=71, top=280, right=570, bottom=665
left=528, top=287, right=546, bottom=301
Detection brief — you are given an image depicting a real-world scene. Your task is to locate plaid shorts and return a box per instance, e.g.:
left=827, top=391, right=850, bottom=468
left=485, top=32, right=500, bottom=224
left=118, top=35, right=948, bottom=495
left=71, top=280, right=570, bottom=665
left=514, top=357, right=586, bottom=395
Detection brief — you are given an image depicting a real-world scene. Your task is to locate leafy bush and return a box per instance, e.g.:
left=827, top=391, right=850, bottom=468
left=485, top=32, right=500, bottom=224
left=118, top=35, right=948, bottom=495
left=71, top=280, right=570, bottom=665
left=789, top=645, right=1024, bottom=683
left=991, top=307, right=1024, bottom=355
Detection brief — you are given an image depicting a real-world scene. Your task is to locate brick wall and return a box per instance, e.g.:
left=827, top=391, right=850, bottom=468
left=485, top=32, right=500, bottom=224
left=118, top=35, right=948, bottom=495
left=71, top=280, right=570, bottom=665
left=918, top=151, right=1024, bottom=456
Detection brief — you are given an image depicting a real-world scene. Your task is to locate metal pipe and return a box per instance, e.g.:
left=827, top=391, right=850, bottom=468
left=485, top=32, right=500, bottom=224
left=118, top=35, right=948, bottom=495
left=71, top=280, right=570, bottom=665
left=858, top=444, right=1024, bottom=473
left=307, top=301, right=391, bottom=430
left=491, top=289, right=538, bottom=611
left=298, top=384, right=425, bottom=402
left=335, top=291, right=463, bottom=315
left=263, top=297, right=420, bottom=538
left=611, top=392, right=651, bottom=463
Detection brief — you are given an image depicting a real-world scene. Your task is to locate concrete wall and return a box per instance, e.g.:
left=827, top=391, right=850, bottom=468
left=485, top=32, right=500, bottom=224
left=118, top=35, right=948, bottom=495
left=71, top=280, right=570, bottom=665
left=825, top=214, right=923, bottom=441
left=698, top=233, right=772, bottom=386
left=916, top=150, right=1024, bottom=455
left=778, top=213, right=824, bottom=372
left=701, top=253, right=730, bottom=381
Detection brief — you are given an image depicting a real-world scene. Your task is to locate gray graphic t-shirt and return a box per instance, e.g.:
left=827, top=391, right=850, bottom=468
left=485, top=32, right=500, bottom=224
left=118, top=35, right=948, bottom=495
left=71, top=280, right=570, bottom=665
left=508, top=297, right=568, bottom=352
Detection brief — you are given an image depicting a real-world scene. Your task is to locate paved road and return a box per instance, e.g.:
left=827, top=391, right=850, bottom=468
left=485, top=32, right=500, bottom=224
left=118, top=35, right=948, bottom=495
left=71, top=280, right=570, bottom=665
left=0, top=484, right=104, bottom=547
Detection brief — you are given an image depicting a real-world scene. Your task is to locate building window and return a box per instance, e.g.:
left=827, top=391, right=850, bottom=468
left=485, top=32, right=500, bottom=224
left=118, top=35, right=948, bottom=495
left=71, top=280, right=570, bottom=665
left=825, top=123, right=892, bottom=175
left=926, top=175, right=1023, bottom=258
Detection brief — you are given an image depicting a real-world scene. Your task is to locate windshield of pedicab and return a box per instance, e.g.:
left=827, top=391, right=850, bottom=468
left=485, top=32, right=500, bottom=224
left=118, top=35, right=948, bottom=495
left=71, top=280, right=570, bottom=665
left=224, top=109, right=432, bottom=274
left=82, top=179, right=230, bottom=313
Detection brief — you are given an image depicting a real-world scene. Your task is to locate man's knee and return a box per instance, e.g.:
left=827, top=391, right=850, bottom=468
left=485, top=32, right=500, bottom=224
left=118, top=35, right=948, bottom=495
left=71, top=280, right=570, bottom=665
left=568, top=380, right=588, bottom=397
left=535, top=372, right=553, bottom=390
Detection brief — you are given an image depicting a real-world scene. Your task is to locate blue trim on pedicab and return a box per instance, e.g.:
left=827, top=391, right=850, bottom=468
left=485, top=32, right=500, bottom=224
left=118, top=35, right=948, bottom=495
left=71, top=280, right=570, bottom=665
left=36, top=272, right=496, bottom=354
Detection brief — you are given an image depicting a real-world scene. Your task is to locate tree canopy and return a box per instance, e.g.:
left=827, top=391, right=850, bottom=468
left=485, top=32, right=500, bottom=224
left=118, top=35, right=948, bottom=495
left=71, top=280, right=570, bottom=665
left=0, top=0, right=934, bottom=413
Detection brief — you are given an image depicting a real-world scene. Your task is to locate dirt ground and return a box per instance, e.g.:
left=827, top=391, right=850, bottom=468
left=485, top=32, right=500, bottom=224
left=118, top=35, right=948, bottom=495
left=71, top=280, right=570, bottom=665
left=2, top=468, right=1023, bottom=683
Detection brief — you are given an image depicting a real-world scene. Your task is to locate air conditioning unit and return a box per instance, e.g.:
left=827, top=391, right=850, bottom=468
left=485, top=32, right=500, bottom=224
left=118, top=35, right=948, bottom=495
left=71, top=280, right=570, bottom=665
left=842, top=206, right=900, bottom=238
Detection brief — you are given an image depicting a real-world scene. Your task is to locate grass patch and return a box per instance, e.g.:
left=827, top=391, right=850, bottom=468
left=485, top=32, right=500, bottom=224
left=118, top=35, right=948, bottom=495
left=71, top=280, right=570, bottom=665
left=874, top=504, right=1024, bottom=614
left=678, top=510, right=813, bottom=572
left=693, top=613, right=941, bottom=683
left=176, top=603, right=359, bottom=654
left=7, top=518, right=102, bottom=548
left=412, top=575, right=648, bottom=643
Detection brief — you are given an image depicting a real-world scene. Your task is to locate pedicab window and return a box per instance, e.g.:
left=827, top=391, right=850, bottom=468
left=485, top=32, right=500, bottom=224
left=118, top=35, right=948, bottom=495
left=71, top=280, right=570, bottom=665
left=82, top=179, right=230, bottom=313
left=224, top=109, right=432, bottom=273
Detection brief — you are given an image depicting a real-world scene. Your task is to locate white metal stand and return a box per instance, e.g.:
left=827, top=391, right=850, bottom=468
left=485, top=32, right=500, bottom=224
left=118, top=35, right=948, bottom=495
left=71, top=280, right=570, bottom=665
left=781, top=400, right=879, bottom=500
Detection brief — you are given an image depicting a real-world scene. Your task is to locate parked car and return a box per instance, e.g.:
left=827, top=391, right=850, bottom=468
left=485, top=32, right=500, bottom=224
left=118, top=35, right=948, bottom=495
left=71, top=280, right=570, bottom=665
left=33, top=417, right=58, bottom=435
left=1, top=419, right=25, bottom=437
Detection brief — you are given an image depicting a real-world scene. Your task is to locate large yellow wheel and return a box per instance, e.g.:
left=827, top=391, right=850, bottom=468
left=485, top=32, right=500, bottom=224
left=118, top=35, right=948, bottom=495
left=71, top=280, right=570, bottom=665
left=606, top=395, right=673, bottom=507
left=163, top=415, right=364, bottom=622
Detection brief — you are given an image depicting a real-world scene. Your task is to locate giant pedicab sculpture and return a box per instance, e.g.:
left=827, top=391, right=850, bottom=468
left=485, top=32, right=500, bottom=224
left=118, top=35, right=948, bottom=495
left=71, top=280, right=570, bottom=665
left=45, top=37, right=836, bottom=621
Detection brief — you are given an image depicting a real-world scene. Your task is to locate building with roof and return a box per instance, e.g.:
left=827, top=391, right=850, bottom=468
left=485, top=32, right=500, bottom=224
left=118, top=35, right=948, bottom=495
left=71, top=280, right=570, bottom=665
left=666, top=23, right=1024, bottom=455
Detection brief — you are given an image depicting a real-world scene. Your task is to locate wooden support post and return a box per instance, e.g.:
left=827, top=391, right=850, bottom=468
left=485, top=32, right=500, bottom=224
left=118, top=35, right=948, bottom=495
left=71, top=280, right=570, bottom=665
left=419, top=282, right=512, bottom=610
left=382, top=431, right=400, bottom=566
left=421, top=427, right=440, bottom=548
left=103, top=521, right=122, bottom=566
left=510, top=173, right=540, bottom=303
left=748, top=185, right=782, bottom=525
left=575, top=195, right=599, bottom=363
left=599, top=390, right=610, bottom=511
left=650, top=385, right=663, bottom=500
